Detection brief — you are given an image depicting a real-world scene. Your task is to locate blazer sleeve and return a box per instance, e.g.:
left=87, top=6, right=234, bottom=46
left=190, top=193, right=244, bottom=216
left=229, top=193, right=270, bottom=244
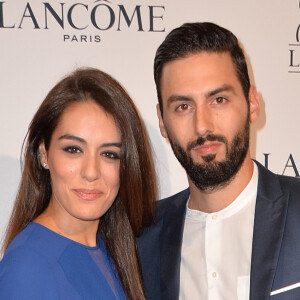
left=0, top=246, right=59, bottom=299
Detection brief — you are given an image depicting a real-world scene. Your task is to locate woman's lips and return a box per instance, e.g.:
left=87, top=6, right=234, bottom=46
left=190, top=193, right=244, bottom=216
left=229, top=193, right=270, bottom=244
left=73, top=189, right=103, bottom=200
left=193, top=142, right=222, bottom=155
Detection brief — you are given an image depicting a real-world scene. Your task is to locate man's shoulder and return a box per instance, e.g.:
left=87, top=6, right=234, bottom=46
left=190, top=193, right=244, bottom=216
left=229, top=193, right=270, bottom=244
left=276, top=173, right=300, bottom=191
left=154, top=188, right=190, bottom=220
left=255, top=160, right=300, bottom=194
left=137, top=188, right=189, bottom=240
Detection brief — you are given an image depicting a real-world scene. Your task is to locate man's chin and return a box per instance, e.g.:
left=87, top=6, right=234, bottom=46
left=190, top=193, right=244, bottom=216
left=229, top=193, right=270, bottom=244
left=201, top=153, right=217, bottom=163
left=192, top=153, right=226, bottom=164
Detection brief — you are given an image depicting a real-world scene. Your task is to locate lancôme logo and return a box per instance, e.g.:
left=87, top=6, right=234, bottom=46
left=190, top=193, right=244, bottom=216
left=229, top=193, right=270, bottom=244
left=0, top=0, right=165, bottom=43
left=288, top=0, right=300, bottom=72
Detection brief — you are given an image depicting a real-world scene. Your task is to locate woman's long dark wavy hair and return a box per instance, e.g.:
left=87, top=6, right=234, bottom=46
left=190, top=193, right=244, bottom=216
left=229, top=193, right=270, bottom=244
left=2, top=68, right=157, bottom=300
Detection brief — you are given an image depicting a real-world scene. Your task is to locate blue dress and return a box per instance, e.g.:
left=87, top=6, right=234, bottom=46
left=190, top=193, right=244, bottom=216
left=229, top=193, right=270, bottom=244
left=0, top=222, right=127, bottom=299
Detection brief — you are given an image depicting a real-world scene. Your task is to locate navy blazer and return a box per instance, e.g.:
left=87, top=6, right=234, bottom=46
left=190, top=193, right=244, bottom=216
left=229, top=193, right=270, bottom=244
left=137, top=161, right=300, bottom=299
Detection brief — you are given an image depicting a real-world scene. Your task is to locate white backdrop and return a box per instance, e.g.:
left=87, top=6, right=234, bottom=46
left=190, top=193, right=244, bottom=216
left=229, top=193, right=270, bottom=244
left=0, top=0, right=299, bottom=240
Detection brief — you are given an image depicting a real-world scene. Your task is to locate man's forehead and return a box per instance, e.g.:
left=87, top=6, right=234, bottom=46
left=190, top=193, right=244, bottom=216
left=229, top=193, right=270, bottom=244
left=160, top=52, right=241, bottom=94
left=162, top=51, right=233, bottom=74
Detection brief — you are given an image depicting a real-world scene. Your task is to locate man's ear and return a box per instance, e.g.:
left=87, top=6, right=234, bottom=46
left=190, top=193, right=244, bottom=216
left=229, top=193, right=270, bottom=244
left=248, top=85, right=260, bottom=123
left=156, top=104, right=168, bottom=139
left=39, top=142, right=48, bottom=169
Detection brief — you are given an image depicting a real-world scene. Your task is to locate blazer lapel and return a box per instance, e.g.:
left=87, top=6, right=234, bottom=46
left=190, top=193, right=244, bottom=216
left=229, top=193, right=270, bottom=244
left=160, top=190, right=189, bottom=300
left=250, top=161, right=289, bottom=300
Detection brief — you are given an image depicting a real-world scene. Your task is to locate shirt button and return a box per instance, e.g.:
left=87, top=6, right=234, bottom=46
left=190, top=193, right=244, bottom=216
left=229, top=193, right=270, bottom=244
left=212, top=214, right=218, bottom=220
left=212, top=272, right=217, bottom=278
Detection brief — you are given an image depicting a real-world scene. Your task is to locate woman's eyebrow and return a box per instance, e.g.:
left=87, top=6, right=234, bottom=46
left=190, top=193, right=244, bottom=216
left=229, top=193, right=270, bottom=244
left=58, top=134, right=86, bottom=144
left=102, top=142, right=122, bottom=148
left=58, top=135, right=121, bottom=148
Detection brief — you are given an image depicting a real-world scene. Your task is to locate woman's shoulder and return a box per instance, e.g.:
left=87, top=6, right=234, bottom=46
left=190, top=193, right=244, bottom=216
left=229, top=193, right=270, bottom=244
left=0, top=222, right=62, bottom=275
left=0, top=239, right=53, bottom=276
left=0, top=233, right=59, bottom=299
left=5, top=222, right=73, bottom=260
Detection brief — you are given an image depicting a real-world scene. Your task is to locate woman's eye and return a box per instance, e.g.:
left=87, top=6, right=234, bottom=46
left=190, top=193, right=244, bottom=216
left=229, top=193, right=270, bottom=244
left=102, top=152, right=120, bottom=160
left=63, top=146, right=81, bottom=154
left=176, top=103, right=190, bottom=111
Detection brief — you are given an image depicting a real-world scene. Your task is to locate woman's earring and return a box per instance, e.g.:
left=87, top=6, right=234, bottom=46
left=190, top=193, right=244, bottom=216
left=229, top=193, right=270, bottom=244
left=43, top=162, right=47, bottom=168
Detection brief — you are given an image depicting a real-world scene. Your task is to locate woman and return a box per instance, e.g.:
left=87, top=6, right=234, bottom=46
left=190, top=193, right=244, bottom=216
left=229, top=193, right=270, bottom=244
left=0, top=68, right=157, bottom=299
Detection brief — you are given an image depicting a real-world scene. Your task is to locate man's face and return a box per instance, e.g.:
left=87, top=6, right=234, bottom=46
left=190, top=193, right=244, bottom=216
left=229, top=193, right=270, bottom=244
left=158, top=52, right=259, bottom=192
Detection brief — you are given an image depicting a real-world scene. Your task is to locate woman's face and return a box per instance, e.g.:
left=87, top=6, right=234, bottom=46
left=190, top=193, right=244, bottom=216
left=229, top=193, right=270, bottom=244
left=39, top=100, right=121, bottom=226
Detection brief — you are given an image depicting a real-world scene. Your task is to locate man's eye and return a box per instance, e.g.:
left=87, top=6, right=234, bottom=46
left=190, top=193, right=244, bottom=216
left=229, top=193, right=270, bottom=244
left=176, top=103, right=190, bottom=111
left=214, top=97, right=227, bottom=104
left=63, top=146, right=81, bottom=154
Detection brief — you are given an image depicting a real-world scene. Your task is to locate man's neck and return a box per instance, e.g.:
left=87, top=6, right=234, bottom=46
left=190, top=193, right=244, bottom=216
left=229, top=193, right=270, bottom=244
left=188, top=154, right=254, bottom=213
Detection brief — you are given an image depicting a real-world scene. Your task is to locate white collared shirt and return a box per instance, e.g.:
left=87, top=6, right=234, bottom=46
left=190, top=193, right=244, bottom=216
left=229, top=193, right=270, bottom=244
left=179, top=163, right=258, bottom=300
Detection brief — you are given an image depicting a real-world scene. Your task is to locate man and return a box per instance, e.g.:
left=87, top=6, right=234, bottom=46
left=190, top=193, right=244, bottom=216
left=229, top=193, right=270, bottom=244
left=137, top=22, right=300, bottom=300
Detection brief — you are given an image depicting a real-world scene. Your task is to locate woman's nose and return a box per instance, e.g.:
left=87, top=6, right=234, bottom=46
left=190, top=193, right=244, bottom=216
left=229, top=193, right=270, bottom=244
left=81, top=155, right=100, bottom=182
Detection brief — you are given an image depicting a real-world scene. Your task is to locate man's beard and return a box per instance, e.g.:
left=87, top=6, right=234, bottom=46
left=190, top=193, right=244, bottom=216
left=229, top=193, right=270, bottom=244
left=168, top=116, right=250, bottom=192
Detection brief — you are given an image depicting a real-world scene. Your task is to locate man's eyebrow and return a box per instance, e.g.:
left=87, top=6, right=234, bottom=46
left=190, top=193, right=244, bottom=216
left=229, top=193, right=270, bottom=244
left=58, top=134, right=86, bottom=144
left=167, top=95, right=193, bottom=106
left=205, top=84, right=236, bottom=98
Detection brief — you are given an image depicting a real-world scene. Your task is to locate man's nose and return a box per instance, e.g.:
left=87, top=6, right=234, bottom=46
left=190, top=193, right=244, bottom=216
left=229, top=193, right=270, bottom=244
left=194, top=105, right=214, bottom=136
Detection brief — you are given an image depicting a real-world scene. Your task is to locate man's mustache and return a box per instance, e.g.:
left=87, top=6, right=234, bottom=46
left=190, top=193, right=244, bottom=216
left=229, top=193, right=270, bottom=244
left=187, top=134, right=227, bottom=151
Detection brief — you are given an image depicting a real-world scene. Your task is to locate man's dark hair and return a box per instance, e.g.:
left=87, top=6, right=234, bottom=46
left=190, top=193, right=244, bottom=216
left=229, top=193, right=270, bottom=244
left=154, top=22, right=250, bottom=113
